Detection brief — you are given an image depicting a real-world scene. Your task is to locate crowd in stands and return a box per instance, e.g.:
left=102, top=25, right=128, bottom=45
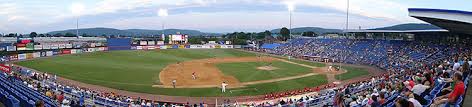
left=1, top=38, right=471, bottom=107
left=244, top=38, right=471, bottom=107
left=2, top=66, right=210, bottom=107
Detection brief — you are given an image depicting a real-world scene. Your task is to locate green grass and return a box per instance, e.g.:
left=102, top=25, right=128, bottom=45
left=267, top=55, right=326, bottom=67
left=224, top=74, right=328, bottom=96
left=335, top=66, right=370, bottom=80
left=15, top=49, right=329, bottom=96
left=216, top=61, right=312, bottom=82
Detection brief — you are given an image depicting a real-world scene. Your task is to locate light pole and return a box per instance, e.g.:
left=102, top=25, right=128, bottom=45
left=345, top=0, right=350, bottom=36
left=70, top=3, right=84, bottom=38
left=287, top=2, right=295, bottom=40
left=158, top=8, right=169, bottom=41
left=76, top=17, right=79, bottom=38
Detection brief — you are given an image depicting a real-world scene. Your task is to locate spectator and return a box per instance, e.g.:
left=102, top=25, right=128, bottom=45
left=432, top=72, right=465, bottom=107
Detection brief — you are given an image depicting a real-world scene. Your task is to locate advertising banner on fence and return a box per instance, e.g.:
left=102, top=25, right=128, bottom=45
left=51, top=44, right=59, bottom=49
left=0, top=64, right=11, bottom=73
left=18, top=54, right=26, bottom=60
left=166, top=45, right=172, bottom=49
left=34, top=45, right=43, bottom=50
left=53, top=50, right=59, bottom=55
left=148, top=41, right=155, bottom=45
left=58, top=44, right=66, bottom=49
left=26, top=53, right=33, bottom=59
left=0, top=56, right=8, bottom=62
left=33, top=52, right=41, bottom=58
left=40, top=52, right=47, bottom=57
left=136, top=46, right=143, bottom=50
left=99, top=47, right=106, bottom=51
left=179, top=45, right=185, bottom=49
left=189, top=45, right=198, bottom=48
left=160, top=45, right=167, bottom=49
left=6, top=46, right=16, bottom=51
left=96, top=43, right=103, bottom=47
left=66, top=44, right=73, bottom=48
left=234, top=45, right=242, bottom=49
left=71, top=49, right=77, bottom=54
left=157, top=41, right=164, bottom=45
left=147, top=46, right=156, bottom=50
left=202, top=45, right=211, bottom=49
left=172, top=45, right=179, bottom=49
left=9, top=55, right=18, bottom=61
left=62, top=49, right=71, bottom=54
left=139, top=41, right=147, bottom=46
left=42, top=44, right=51, bottom=50
left=26, top=43, right=34, bottom=50
left=46, top=51, right=53, bottom=56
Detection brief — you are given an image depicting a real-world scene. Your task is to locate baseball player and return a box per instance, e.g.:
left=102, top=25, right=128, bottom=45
left=172, top=79, right=177, bottom=88
left=221, top=82, right=228, bottom=92
left=192, top=72, right=196, bottom=80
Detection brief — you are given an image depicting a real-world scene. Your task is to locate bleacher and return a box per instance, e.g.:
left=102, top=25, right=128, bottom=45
left=0, top=74, right=57, bottom=107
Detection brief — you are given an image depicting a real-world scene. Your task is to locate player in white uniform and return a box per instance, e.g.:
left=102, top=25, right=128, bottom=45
left=221, top=82, right=228, bottom=92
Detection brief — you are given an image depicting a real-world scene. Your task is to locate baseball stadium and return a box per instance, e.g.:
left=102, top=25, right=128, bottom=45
left=1, top=1, right=472, bottom=107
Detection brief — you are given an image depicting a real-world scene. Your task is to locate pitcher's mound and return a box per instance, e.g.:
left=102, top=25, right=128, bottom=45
left=257, top=66, right=279, bottom=71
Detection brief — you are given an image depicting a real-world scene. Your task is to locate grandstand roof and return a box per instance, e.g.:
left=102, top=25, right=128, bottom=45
left=345, top=29, right=448, bottom=33
left=408, top=8, right=472, bottom=35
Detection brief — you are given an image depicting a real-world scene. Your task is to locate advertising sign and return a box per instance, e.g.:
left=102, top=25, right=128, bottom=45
left=90, top=43, right=96, bottom=47
left=51, top=44, right=59, bottom=49
left=148, top=41, right=155, bottom=45
left=234, top=45, right=242, bottom=49
left=33, top=52, right=41, bottom=58
left=6, top=46, right=16, bottom=51
left=65, top=44, right=73, bottom=48
left=71, top=49, right=77, bottom=54
left=53, top=50, right=59, bottom=55
left=160, top=45, right=167, bottom=49
left=9, top=55, right=18, bottom=61
left=34, top=45, right=43, bottom=50
left=140, top=41, right=148, bottom=46
left=26, top=43, right=34, bottom=50
left=18, top=54, right=26, bottom=60
left=42, top=44, right=51, bottom=49
left=179, top=45, right=185, bottom=49
left=40, top=52, right=47, bottom=57
left=0, top=64, right=11, bottom=73
left=26, top=53, right=33, bottom=59
left=157, top=41, right=164, bottom=45
left=58, top=44, right=66, bottom=49
left=46, top=51, right=53, bottom=56
left=62, top=49, right=71, bottom=54
left=136, top=46, right=143, bottom=50
left=148, top=46, right=156, bottom=50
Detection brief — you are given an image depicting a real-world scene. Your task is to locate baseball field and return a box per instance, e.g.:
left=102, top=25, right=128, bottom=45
left=14, top=49, right=369, bottom=97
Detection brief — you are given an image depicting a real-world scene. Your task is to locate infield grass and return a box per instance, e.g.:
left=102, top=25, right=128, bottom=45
left=216, top=61, right=312, bottom=82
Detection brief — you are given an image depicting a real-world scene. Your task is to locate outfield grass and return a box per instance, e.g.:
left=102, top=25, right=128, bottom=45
left=216, top=61, right=312, bottom=82
left=335, top=66, right=370, bottom=80
left=267, top=55, right=326, bottom=67
left=15, top=49, right=329, bottom=96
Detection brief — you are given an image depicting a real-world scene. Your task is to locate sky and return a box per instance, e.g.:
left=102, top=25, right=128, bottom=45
left=0, top=0, right=471, bottom=34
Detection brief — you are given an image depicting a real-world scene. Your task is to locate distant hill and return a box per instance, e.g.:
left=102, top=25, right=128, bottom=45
left=48, top=28, right=219, bottom=36
left=271, top=27, right=342, bottom=34
left=371, top=23, right=442, bottom=30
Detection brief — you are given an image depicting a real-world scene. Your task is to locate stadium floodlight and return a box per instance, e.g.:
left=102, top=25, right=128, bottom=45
left=70, top=3, right=85, bottom=38
left=158, top=8, right=169, bottom=17
left=158, top=8, right=169, bottom=41
left=285, top=2, right=296, bottom=40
